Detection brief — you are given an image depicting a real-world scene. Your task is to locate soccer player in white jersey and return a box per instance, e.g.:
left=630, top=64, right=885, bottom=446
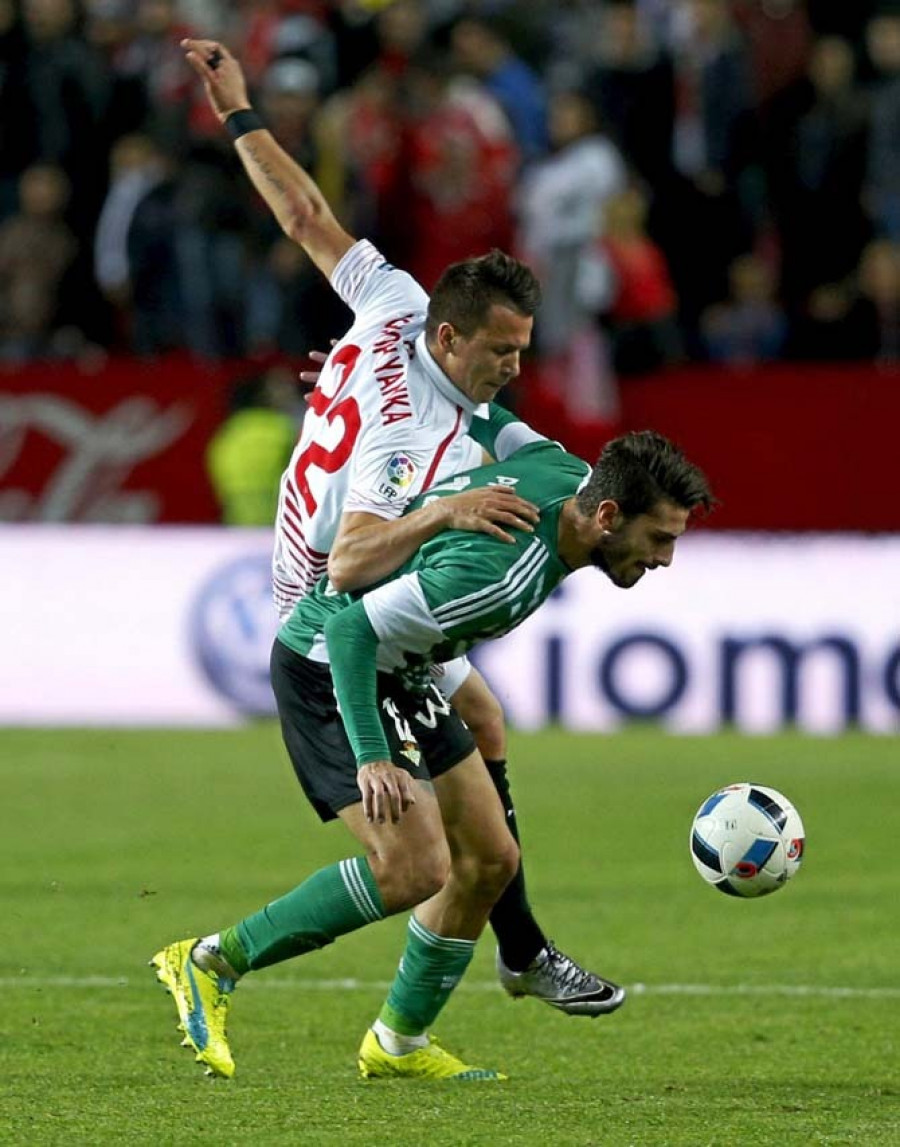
left=152, top=428, right=714, bottom=1079
left=170, top=37, right=618, bottom=1015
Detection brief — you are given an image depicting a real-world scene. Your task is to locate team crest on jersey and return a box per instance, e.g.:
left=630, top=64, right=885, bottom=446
left=400, top=741, right=421, bottom=768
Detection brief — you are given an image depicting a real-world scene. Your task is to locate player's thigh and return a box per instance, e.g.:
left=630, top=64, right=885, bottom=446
left=432, top=750, right=518, bottom=869
left=444, top=662, right=507, bottom=757
left=387, top=682, right=514, bottom=871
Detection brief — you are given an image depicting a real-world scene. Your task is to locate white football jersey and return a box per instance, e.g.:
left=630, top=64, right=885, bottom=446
left=272, top=240, right=484, bottom=619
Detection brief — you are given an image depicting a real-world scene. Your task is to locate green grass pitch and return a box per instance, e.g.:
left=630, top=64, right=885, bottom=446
left=1, top=726, right=897, bottom=1146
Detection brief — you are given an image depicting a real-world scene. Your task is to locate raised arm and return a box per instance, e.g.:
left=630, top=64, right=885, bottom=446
left=181, top=38, right=355, bottom=280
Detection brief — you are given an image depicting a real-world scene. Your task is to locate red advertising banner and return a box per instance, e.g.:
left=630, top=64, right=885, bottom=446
left=521, top=363, right=900, bottom=532
left=3, top=356, right=900, bottom=529
left=0, top=356, right=230, bottom=523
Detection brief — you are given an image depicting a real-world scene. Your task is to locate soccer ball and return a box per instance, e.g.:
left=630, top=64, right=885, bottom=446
left=690, top=783, right=805, bottom=898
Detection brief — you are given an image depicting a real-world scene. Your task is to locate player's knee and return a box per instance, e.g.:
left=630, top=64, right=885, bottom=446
left=453, top=834, right=519, bottom=902
left=492, top=834, right=521, bottom=894
left=413, top=846, right=452, bottom=902
left=369, top=838, right=451, bottom=912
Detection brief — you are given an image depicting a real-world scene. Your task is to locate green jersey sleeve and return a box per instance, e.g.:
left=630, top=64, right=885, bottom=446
left=323, top=603, right=391, bottom=767
left=466, top=402, right=549, bottom=461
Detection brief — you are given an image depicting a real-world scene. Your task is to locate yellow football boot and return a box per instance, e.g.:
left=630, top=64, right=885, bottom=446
left=358, top=1029, right=507, bottom=1081
left=150, top=938, right=236, bottom=1078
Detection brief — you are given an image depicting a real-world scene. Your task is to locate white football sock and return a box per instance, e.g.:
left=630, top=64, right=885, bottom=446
left=372, top=1018, right=429, bottom=1055
left=191, top=933, right=241, bottom=981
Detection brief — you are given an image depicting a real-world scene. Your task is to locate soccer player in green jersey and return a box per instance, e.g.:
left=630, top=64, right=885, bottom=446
left=152, top=423, right=714, bottom=1080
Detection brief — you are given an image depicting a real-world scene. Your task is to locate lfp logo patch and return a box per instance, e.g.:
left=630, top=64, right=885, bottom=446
left=387, top=453, right=416, bottom=489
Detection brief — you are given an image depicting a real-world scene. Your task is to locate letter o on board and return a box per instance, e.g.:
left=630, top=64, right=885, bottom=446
left=599, top=633, right=688, bottom=718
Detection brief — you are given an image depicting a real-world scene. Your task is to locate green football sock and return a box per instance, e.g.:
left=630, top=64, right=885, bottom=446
left=224, top=857, right=385, bottom=973
left=379, top=914, right=476, bottom=1036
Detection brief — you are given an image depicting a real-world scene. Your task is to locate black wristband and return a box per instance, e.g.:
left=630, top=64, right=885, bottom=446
left=224, top=109, right=265, bottom=142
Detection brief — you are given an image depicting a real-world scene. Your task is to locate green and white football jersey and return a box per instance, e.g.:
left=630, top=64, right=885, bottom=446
left=279, top=440, right=591, bottom=689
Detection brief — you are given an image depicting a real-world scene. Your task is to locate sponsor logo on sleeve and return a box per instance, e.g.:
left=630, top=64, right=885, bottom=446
left=377, top=453, right=417, bottom=500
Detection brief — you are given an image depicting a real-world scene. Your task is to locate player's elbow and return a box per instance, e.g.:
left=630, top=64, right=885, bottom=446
left=280, top=197, right=317, bottom=246
left=281, top=193, right=338, bottom=247
left=326, top=551, right=361, bottom=595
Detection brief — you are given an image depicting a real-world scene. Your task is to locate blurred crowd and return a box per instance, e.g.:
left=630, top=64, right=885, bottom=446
left=4, top=0, right=900, bottom=389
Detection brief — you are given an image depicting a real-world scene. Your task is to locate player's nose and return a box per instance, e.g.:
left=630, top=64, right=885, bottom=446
left=502, top=353, right=521, bottom=380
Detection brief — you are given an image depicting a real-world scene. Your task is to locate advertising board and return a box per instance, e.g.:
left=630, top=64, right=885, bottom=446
left=2, top=528, right=897, bottom=734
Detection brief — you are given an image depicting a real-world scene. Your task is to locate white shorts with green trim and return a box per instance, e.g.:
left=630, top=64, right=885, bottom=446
left=429, top=654, right=472, bottom=700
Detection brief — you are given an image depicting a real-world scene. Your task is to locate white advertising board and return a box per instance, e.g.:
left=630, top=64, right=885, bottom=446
left=0, top=527, right=274, bottom=726
left=1, top=528, right=898, bottom=733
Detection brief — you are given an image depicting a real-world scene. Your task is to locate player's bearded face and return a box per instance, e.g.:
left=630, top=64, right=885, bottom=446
left=590, top=502, right=689, bottom=588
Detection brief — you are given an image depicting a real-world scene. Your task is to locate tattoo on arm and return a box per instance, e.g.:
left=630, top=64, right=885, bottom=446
left=243, top=141, right=289, bottom=198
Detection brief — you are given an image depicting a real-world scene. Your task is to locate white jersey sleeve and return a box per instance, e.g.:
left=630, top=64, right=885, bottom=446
left=331, top=239, right=429, bottom=324
left=343, top=414, right=483, bottom=520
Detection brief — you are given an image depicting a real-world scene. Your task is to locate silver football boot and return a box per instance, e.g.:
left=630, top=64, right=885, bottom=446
left=497, top=942, right=626, bottom=1017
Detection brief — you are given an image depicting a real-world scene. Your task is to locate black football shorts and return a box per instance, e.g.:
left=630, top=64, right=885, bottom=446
left=270, top=638, right=477, bottom=822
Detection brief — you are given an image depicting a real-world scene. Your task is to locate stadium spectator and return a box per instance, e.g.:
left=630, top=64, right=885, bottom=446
left=93, top=133, right=172, bottom=345
left=766, top=35, right=870, bottom=312
left=0, top=0, right=34, bottom=220
left=518, top=88, right=626, bottom=416
left=398, top=50, right=518, bottom=289
left=313, top=61, right=407, bottom=251
left=701, top=252, right=787, bottom=365
left=124, top=143, right=182, bottom=356
left=581, top=0, right=677, bottom=187
left=656, top=0, right=759, bottom=337
left=242, top=55, right=335, bottom=354
left=863, top=11, right=900, bottom=242
left=0, top=163, right=77, bottom=361
left=791, top=238, right=900, bottom=363
left=370, top=0, right=430, bottom=78
left=170, top=141, right=252, bottom=358
left=111, top=0, right=201, bottom=150
left=449, top=13, right=548, bottom=162
left=206, top=365, right=302, bottom=526
left=732, top=0, right=811, bottom=108
left=20, top=0, right=112, bottom=230
left=855, top=237, right=900, bottom=363
left=582, top=183, right=683, bottom=377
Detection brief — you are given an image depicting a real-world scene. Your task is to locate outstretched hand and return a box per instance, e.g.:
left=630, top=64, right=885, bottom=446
left=357, top=760, right=417, bottom=824
left=181, top=38, right=251, bottom=122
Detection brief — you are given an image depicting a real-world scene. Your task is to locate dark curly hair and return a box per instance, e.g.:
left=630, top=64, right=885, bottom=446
left=577, top=430, right=716, bottom=518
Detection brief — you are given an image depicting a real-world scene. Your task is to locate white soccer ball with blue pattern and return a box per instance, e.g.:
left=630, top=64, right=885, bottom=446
left=690, top=783, right=805, bottom=898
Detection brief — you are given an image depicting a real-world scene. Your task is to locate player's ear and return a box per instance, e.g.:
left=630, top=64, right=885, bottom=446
left=436, top=322, right=457, bottom=353
left=596, top=499, right=621, bottom=533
